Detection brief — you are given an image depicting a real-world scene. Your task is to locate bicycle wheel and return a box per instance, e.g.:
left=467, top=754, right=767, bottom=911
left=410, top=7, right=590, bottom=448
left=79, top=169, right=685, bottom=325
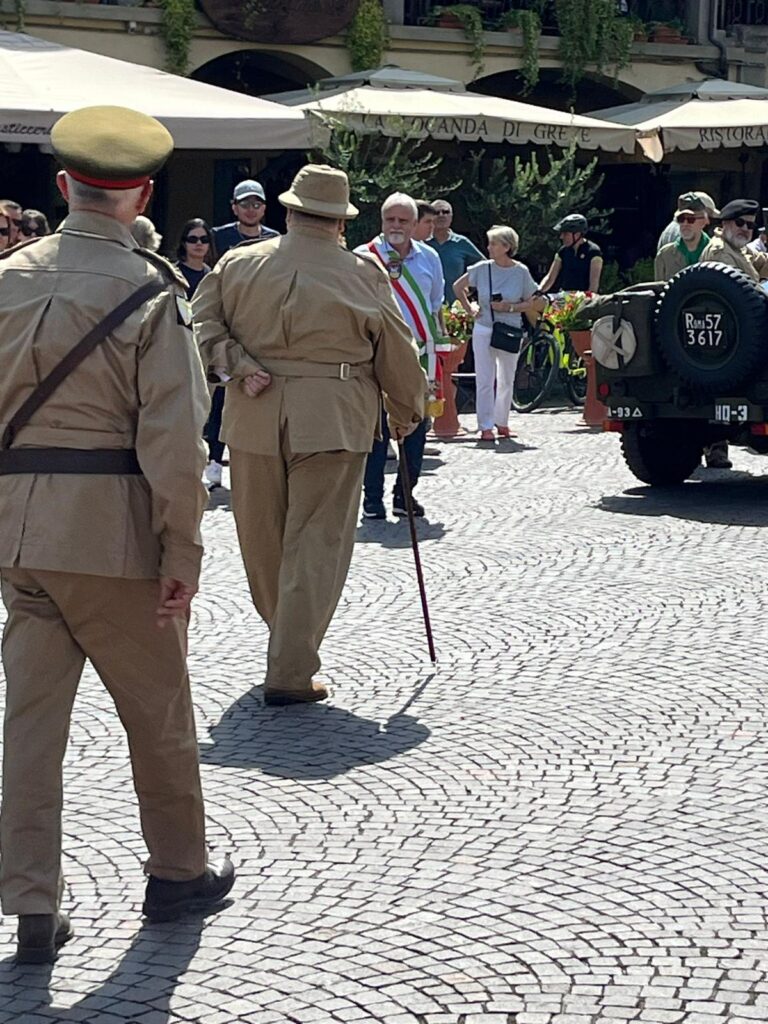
left=565, top=349, right=588, bottom=407
left=512, top=333, right=559, bottom=413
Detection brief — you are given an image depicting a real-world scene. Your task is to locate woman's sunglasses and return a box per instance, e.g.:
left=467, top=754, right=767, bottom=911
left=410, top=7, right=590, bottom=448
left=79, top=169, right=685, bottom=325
left=21, top=224, right=44, bottom=237
left=184, top=234, right=210, bottom=244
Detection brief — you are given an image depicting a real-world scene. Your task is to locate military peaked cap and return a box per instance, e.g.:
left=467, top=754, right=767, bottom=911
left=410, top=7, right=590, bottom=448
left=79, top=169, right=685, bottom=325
left=51, top=106, right=174, bottom=190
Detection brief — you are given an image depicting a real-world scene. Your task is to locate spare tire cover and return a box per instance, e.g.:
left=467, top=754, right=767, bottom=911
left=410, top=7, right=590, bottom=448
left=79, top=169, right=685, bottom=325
left=654, top=263, right=768, bottom=392
left=591, top=316, right=637, bottom=369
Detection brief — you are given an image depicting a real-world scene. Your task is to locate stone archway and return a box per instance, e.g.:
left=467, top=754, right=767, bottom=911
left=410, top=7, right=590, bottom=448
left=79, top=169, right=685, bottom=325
left=469, top=67, right=642, bottom=115
left=191, top=49, right=331, bottom=97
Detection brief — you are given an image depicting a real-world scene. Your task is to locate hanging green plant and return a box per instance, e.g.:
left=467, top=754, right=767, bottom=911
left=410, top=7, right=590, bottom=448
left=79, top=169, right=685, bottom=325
left=14, top=0, right=25, bottom=32
left=554, top=0, right=633, bottom=93
left=429, top=5, right=486, bottom=78
left=346, top=0, right=389, bottom=71
left=498, top=7, right=542, bottom=92
left=159, top=0, right=196, bottom=76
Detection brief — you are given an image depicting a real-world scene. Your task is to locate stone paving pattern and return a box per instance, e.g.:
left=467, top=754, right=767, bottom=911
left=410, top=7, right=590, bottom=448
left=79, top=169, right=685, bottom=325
left=1, top=409, right=768, bottom=1023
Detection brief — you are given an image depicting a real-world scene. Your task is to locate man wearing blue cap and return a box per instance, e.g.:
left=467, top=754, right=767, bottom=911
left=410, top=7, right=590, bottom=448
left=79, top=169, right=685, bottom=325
left=212, top=179, right=279, bottom=257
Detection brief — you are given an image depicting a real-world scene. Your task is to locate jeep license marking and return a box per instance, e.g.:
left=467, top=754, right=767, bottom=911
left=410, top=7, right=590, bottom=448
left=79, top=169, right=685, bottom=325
left=608, top=406, right=643, bottom=419
left=683, top=312, right=724, bottom=348
left=714, top=403, right=748, bottom=424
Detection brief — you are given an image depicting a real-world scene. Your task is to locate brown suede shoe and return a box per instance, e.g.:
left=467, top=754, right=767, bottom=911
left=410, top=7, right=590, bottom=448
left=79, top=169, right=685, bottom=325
left=17, top=912, right=73, bottom=964
left=263, top=681, right=329, bottom=706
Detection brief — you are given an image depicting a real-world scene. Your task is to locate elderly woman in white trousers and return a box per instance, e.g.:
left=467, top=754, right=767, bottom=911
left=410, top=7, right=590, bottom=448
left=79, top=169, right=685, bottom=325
left=454, top=225, right=537, bottom=441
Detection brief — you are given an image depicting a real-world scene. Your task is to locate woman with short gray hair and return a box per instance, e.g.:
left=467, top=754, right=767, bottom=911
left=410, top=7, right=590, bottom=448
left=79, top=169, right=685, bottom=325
left=454, top=225, right=537, bottom=441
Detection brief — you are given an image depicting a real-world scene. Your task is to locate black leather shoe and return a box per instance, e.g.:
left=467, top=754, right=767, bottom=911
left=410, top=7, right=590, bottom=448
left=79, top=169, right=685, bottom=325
left=142, top=856, right=235, bottom=923
left=17, top=912, right=73, bottom=964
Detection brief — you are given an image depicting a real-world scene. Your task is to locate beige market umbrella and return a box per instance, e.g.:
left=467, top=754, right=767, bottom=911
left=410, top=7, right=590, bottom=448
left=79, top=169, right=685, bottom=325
left=295, top=85, right=639, bottom=154
left=0, top=30, right=318, bottom=149
left=593, top=79, right=768, bottom=162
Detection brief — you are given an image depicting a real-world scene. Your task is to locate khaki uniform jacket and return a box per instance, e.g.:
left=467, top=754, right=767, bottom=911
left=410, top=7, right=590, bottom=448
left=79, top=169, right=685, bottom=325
left=192, top=221, right=426, bottom=456
left=700, top=233, right=760, bottom=282
left=655, top=242, right=697, bottom=280
left=0, top=211, right=209, bottom=586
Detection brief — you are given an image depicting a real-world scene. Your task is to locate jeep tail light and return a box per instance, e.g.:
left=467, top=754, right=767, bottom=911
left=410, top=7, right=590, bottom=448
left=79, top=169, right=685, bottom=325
left=750, top=423, right=768, bottom=435
left=598, top=383, right=611, bottom=398
left=603, top=419, right=625, bottom=433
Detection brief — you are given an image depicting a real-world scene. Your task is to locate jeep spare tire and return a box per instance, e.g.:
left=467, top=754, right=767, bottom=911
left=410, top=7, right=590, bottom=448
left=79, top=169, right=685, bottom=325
left=655, top=263, right=768, bottom=392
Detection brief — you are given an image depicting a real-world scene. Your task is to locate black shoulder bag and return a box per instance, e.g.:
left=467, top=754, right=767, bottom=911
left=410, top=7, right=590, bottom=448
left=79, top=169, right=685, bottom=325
left=488, top=262, right=524, bottom=354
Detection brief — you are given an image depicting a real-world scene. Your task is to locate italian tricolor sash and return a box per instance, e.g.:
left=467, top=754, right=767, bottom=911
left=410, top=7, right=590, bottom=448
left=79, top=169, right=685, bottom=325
left=367, top=240, right=452, bottom=392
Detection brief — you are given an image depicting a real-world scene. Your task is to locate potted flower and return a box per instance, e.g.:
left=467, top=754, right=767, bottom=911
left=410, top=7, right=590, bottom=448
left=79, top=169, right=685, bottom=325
left=650, top=19, right=688, bottom=43
left=434, top=302, right=472, bottom=437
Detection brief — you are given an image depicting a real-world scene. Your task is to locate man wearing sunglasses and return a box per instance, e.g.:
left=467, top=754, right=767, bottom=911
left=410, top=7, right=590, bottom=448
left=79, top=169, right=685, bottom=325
left=701, top=199, right=762, bottom=283
left=0, top=200, right=23, bottom=247
left=212, top=179, right=279, bottom=257
left=654, top=196, right=711, bottom=280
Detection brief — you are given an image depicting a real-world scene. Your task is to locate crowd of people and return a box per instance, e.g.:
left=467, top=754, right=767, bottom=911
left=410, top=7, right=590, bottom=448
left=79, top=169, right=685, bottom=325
left=2, top=180, right=610, bottom=503
left=4, top=100, right=768, bottom=966
left=7, top=174, right=766, bottom=484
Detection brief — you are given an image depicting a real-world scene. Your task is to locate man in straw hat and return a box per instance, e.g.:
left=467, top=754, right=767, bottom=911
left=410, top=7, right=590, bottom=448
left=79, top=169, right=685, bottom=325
left=194, top=164, right=426, bottom=706
left=0, top=106, right=234, bottom=963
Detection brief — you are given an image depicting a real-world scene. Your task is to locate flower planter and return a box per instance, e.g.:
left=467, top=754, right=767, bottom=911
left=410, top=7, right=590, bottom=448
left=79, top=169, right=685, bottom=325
left=651, top=27, right=687, bottom=43
left=433, top=340, right=468, bottom=437
left=569, top=329, right=607, bottom=428
left=437, top=13, right=463, bottom=28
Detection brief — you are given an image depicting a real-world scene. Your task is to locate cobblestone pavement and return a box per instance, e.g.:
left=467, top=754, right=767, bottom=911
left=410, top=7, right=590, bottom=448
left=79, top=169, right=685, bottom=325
left=2, top=409, right=768, bottom=1024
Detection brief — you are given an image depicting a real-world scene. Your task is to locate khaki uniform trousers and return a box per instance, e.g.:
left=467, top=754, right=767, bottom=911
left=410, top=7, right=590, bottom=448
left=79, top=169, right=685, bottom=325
left=230, top=433, right=366, bottom=694
left=0, top=568, right=206, bottom=915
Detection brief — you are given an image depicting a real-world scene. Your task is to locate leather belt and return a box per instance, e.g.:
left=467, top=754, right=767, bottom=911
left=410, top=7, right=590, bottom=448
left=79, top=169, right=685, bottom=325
left=0, top=448, right=142, bottom=475
left=259, top=358, right=373, bottom=381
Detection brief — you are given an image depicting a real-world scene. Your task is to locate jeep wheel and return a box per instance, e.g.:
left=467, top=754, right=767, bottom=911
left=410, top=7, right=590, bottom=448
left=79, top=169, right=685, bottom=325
left=655, top=264, right=768, bottom=392
left=620, top=422, right=703, bottom=486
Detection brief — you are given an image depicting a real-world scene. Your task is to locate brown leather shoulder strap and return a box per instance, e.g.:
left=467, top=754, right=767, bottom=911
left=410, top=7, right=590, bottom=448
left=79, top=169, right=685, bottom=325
left=1, top=277, right=165, bottom=450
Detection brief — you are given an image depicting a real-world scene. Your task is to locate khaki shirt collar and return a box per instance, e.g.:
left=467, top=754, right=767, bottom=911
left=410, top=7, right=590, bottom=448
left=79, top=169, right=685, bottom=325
left=285, top=221, right=342, bottom=250
left=59, top=210, right=139, bottom=250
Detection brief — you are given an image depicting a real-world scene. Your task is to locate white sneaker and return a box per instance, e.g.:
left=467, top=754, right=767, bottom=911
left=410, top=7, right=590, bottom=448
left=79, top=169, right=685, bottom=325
left=204, top=460, right=222, bottom=489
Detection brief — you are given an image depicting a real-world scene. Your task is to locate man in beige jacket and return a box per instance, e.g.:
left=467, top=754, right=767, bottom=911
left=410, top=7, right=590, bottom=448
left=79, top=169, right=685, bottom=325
left=0, top=106, right=234, bottom=964
left=193, top=164, right=426, bottom=707
left=700, top=199, right=762, bottom=282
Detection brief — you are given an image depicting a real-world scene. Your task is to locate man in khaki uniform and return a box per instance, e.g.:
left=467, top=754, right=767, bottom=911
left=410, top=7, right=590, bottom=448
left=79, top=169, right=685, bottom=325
left=193, top=164, right=425, bottom=706
left=701, top=199, right=763, bottom=281
left=654, top=195, right=711, bottom=280
left=0, top=106, right=234, bottom=964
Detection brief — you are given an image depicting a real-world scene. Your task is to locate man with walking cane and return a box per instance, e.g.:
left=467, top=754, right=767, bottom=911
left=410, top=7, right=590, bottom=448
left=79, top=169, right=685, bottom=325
left=193, top=164, right=426, bottom=707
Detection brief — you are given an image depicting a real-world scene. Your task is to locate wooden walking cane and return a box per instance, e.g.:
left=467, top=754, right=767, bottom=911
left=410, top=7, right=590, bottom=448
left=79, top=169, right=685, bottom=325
left=397, top=440, right=437, bottom=663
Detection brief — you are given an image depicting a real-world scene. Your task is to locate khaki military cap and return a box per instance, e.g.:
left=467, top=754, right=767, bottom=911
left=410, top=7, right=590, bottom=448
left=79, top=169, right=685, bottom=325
left=52, top=106, right=173, bottom=190
left=279, top=164, right=358, bottom=220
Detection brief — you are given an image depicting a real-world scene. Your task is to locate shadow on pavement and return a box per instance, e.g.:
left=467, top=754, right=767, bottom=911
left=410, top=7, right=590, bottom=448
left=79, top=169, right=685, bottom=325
left=205, top=487, right=232, bottom=513
left=200, top=692, right=430, bottom=779
left=0, top=916, right=205, bottom=1023
left=355, top=518, right=446, bottom=546
left=598, top=472, right=768, bottom=527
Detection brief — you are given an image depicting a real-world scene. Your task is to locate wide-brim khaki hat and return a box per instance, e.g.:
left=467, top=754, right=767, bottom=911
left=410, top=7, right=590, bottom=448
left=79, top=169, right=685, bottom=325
left=279, top=164, right=359, bottom=219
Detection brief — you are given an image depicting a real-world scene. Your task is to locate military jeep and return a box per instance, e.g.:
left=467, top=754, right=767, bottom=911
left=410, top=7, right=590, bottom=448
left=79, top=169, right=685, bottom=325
left=584, top=263, right=768, bottom=485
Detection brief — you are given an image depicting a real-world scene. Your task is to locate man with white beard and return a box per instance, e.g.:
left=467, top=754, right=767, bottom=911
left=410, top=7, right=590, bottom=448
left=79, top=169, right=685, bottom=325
left=356, top=193, right=445, bottom=520
left=700, top=199, right=762, bottom=282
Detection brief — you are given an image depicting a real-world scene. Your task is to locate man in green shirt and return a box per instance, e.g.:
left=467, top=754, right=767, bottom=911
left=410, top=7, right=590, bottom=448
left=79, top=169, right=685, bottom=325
left=654, top=196, right=711, bottom=280
left=428, top=198, right=483, bottom=303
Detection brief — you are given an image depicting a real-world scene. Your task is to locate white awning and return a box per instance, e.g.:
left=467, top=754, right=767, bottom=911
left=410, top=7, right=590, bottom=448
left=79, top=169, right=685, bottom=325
left=0, top=31, right=318, bottom=150
left=593, top=78, right=768, bottom=161
left=295, top=85, right=640, bottom=154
